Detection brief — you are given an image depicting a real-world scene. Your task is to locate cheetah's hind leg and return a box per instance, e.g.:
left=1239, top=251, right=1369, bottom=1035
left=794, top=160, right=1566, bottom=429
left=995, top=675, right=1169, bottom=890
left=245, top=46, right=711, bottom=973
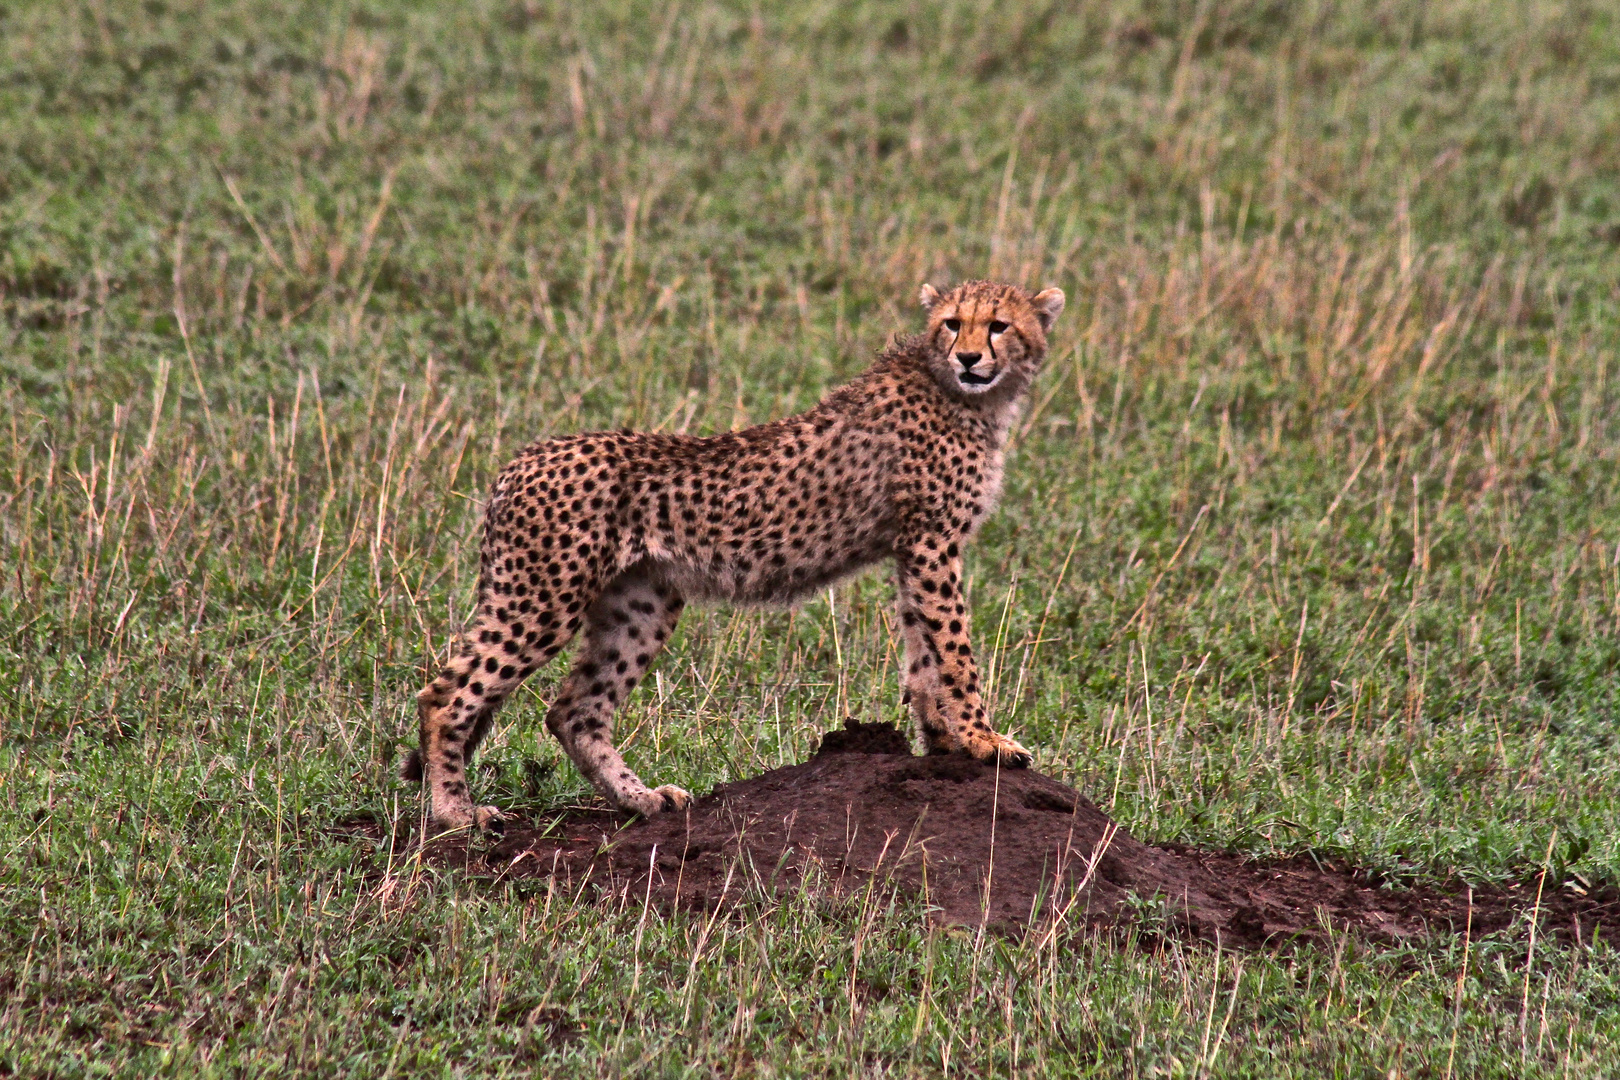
left=411, top=598, right=583, bottom=835
left=543, top=569, right=690, bottom=816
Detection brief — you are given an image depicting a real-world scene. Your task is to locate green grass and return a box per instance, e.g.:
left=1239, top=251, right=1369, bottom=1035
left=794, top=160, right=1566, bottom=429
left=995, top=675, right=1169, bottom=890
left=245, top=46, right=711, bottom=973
left=5, top=0, right=1620, bottom=1074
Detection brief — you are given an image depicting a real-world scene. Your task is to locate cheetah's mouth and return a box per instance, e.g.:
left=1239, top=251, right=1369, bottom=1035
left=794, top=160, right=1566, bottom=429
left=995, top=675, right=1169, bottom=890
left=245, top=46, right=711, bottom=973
left=957, top=368, right=999, bottom=388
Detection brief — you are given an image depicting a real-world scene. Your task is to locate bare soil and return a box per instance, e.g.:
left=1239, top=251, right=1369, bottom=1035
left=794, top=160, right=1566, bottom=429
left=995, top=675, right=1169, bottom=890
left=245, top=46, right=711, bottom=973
left=420, top=720, right=1618, bottom=950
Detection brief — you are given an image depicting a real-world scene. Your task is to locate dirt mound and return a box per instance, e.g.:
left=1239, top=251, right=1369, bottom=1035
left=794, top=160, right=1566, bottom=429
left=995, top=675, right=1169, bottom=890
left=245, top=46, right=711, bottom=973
left=431, top=720, right=1616, bottom=949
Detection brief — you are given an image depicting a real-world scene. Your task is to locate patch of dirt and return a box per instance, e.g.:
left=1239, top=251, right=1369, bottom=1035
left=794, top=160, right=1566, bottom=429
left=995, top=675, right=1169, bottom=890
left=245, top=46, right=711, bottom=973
left=423, top=720, right=1619, bottom=950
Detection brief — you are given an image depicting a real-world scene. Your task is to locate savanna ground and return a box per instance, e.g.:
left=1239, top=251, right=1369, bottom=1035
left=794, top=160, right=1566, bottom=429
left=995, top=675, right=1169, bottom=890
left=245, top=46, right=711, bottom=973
left=4, top=0, right=1620, bottom=1075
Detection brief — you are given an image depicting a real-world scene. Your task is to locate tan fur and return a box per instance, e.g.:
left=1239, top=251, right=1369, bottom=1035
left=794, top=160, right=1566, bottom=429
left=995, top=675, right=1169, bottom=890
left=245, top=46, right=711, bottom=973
left=407, top=281, right=1066, bottom=832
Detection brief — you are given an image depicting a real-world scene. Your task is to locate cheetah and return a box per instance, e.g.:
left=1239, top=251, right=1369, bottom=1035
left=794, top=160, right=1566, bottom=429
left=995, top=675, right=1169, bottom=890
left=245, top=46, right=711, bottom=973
left=403, top=280, right=1066, bottom=833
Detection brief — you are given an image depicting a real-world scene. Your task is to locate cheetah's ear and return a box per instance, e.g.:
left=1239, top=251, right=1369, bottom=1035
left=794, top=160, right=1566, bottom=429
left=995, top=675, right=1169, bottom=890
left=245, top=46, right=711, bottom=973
left=1030, top=287, right=1066, bottom=332
left=918, top=283, right=943, bottom=311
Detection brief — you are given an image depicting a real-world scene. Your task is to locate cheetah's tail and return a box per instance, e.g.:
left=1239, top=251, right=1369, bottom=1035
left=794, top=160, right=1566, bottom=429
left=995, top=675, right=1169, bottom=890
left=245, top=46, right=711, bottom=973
left=399, top=748, right=424, bottom=782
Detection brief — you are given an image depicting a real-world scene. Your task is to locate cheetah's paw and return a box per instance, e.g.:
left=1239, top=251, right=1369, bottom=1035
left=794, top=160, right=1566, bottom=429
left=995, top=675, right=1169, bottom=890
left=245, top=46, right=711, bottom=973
left=622, top=785, right=691, bottom=816
left=653, top=785, right=692, bottom=812
left=995, top=743, right=1033, bottom=769
left=434, top=804, right=505, bottom=837
left=969, top=733, right=1033, bottom=770
left=472, top=805, right=507, bottom=837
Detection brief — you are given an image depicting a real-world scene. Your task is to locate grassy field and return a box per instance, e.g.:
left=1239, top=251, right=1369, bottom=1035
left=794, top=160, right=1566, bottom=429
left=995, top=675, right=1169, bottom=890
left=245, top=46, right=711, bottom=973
left=4, top=0, right=1620, bottom=1074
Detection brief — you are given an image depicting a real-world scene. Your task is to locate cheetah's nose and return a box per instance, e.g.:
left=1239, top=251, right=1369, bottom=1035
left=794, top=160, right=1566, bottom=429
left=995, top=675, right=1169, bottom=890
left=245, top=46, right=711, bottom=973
left=955, top=351, right=996, bottom=386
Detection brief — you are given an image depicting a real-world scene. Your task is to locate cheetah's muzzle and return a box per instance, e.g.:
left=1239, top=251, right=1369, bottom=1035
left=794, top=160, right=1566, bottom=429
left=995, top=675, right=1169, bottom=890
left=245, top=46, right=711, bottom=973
left=406, top=280, right=1066, bottom=830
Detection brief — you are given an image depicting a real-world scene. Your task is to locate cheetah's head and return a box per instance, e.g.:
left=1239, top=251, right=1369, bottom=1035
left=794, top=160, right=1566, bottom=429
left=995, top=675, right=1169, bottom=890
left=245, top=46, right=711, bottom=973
left=917, top=281, right=1065, bottom=399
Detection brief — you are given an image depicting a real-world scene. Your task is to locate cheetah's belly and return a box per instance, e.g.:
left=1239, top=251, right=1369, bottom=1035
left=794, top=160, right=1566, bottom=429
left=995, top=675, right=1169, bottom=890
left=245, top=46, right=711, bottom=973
left=637, top=487, right=896, bottom=606
left=655, top=536, right=893, bottom=606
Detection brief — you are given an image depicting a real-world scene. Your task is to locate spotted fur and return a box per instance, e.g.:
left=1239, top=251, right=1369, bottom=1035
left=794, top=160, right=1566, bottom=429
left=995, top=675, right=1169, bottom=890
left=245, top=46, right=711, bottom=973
left=405, top=281, right=1066, bottom=832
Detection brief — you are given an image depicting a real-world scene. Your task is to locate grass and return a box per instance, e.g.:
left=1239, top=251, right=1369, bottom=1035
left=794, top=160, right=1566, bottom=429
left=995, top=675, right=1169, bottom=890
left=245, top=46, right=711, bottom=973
left=3, top=0, right=1620, bottom=1074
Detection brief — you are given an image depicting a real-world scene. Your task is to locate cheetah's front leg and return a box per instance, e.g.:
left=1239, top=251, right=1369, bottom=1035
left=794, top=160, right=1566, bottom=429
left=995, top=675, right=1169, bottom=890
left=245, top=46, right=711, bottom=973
left=896, top=565, right=952, bottom=753
left=895, top=539, right=1031, bottom=767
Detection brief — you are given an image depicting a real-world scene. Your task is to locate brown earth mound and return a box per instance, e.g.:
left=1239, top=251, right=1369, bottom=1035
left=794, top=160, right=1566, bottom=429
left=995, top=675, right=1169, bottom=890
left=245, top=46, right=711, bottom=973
left=423, top=720, right=1616, bottom=950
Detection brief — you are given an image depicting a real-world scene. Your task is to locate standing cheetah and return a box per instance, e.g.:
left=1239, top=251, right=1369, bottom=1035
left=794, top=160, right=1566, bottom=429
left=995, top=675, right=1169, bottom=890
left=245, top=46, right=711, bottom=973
left=404, top=280, right=1066, bottom=833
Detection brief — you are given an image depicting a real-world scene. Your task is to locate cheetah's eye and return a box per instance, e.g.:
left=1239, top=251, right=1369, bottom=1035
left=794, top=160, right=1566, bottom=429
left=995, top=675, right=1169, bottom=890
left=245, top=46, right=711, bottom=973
left=943, top=318, right=961, bottom=333
left=988, top=320, right=1008, bottom=334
